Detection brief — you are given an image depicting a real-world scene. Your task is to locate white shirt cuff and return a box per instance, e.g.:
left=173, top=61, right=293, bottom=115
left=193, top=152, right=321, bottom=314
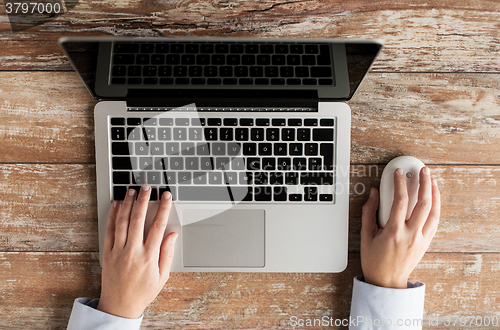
left=349, top=276, right=425, bottom=330
left=67, top=298, right=143, bottom=330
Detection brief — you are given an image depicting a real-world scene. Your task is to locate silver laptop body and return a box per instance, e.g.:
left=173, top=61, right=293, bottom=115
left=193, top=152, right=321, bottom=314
left=60, top=37, right=382, bottom=272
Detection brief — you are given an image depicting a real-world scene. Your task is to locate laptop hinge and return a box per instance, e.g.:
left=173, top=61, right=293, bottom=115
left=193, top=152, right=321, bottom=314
left=126, top=89, right=318, bottom=109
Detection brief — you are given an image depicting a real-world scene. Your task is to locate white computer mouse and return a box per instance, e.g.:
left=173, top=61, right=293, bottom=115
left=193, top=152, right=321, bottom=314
left=378, top=156, right=425, bottom=228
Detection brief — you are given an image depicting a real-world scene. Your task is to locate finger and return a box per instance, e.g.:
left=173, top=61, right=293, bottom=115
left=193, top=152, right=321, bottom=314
left=127, top=184, right=151, bottom=246
left=409, top=167, right=433, bottom=231
left=423, top=179, right=441, bottom=238
left=114, top=188, right=136, bottom=249
left=159, top=232, right=178, bottom=283
left=104, top=201, right=120, bottom=252
left=146, top=191, right=173, bottom=251
left=361, top=187, right=380, bottom=242
left=386, top=168, right=408, bottom=229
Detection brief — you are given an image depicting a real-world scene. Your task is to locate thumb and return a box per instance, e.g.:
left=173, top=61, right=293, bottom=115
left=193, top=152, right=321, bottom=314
left=159, top=232, right=178, bottom=283
left=361, top=188, right=380, bottom=243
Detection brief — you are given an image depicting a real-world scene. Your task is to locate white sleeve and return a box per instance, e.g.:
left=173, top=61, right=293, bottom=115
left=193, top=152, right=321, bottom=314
left=349, top=276, right=425, bottom=330
left=67, top=298, right=143, bottom=330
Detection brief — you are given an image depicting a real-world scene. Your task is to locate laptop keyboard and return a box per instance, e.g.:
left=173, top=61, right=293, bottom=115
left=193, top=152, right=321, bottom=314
left=110, top=42, right=334, bottom=86
left=110, top=115, right=335, bottom=203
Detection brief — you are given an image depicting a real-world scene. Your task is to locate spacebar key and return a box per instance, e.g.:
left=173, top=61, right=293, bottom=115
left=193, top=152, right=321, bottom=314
left=178, top=186, right=250, bottom=201
left=300, top=173, right=334, bottom=185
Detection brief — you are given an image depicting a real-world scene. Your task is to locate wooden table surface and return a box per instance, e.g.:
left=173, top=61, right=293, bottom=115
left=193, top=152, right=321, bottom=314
left=1, top=1, right=499, bottom=329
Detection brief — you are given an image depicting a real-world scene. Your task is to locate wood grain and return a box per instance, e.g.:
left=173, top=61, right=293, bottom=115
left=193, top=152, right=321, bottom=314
left=0, top=0, right=499, bottom=72
left=2, top=163, right=500, bottom=254
left=0, top=71, right=499, bottom=164
left=1, top=252, right=499, bottom=329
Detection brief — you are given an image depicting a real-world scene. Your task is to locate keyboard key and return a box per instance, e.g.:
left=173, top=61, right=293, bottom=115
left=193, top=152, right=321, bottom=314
left=235, top=128, right=249, bottom=141
left=193, top=172, right=207, bottom=185
left=200, top=44, right=214, bottom=53
left=317, top=45, right=331, bottom=65
left=170, top=44, right=184, bottom=53
left=285, top=172, right=298, bottom=185
left=114, top=43, right=139, bottom=53
left=112, top=66, right=126, bottom=76
left=207, top=78, right=221, bottom=85
left=247, top=157, right=260, bottom=170
left=256, top=119, right=269, bottom=126
left=300, top=172, right=334, bottom=185
left=230, top=44, right=244, bottom=53
left=135, top=142, right=148, bottom=155
left=289, top=143, right=302, bottom=155
left=196, top=143, right=210, bottom=155
left=320, top=143, right=334, bottom=170
left=215, top=44, right=229, bottom=53
left=287, top=78, right=301, bottom=85
left=320, top=118, right=335, bottom=126
left=308, top=157, right=322, bottom=170
left=140, top=43, right=155, bottom=53
left=272, top=55, right=286, bottom=65
left=112, top=142, right=130, bottom=155
left=185, top=44, right=199, bottom=53
left=178, top=172, right=192, bottom=185
left=245, top=44, right=259, bottom=54
left=147, top=172, right=161, bottom=184
left=165, top=142, right=180, bottom=155
left=277, top=157, right=291, bottom=170
left=288, top=118, right=302, bottom=126
left=174, top=128, right=187, bottom=140
left=319, top=78, right=334, bottom=85
left=225, top=172, right=238, bottom=185
left=295, top=67, right=309, bottom=77
left=255, top=78, right=269, bottom=85
left=304, top=186, right=318, bottom=201
left=126, top=127, right=141, bottom=141
left=303, top=79, right=317, bottom=85
left=175, top=118, right=190, bottom=126
left=266, top=128, right=279, bottom=141
left=113, top=172, right=130, bottom=184
left=297, top=128, right=311, bottom=141
left=111, top=78, right=126, bottom=84
left=251, top=128, right=264, bottom=141
left=270, top=172, right=284, bottom=185
left=304, top=119, right=318, bottom=126
left=293, top=158, right=307, bottom=170
left=151, top=54, right=165, bottom=65
left=243, top=143, right=257, bottom=156
left=259, top=143, right=272, bottom=155
left=254, top=186, right=272, bottom=201
left=158, top=128, right=171, bottom=140
left=112, top=157, right=136, bottom=170
left=170, top=157, right=184, bottom=170
left=189, top=127, right=203, bottom=140
left=311, top=67, right=332, bottom=77
left=240, top=118, right=254, bottom=126
left=207, top=118, right=222, bottom=126
left=113, top=54, right=135, bottom=65
left=271, top=78, right=285, bottom=85
left=313, top=128, right=334, bottom=141
left=212, top=143, right=226, bottom=155
left=272, top=118, right=286, bottom=126
left=274, top=144, right=287, bottom=156
left=163, top=172, right=176, bottom=185
left=223, top=78, right=237, bottom=85
left=178, top=186, right=249, bottom=201
left=209, top=172, right=222, bottom=184
left=305, top=45, right=319, bottom=54
left=136, top=54, right=149, bottom=65
left=261, top=157, right=275, bottom=170
left=319, top=194, right=333, bottom=202
left=305, top=143, right=318, bottom=155
left=227, top=142, right=241, bottom=156
left=281, top=128, right=295, bottom=141
left=166, top=54, right=180, bottom=64
left=289, top=194, right=302, bottom=202
left=200, top=157, right=214, bottom=170
left=111, top=127, right=125, bottom=140
left=156, top=44, right=169, bottom=53
left=113, top=186, right=128, bottom=201
left=224, top=118, right=238, bottom=126
left=302, top=55, right=316, bottom=66
left=240, top=172, right=253, bottom=185
left=127, top=78, right=142, bottom=84
left=181, top=142, right=195, bottom=155
left=273, top=186, right=287, bottom=201
left=290, top=44, right=303, bottom=54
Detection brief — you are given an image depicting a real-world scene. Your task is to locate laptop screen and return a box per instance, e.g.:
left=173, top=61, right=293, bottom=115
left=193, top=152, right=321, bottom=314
left=60, top=38, right=381, bottom=103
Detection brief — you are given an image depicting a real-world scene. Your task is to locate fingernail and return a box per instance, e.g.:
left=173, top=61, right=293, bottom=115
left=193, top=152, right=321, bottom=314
left=113, top=200, right=119, bottom=208
left=396, top=168, right=404, bottom=175
left=128, top=189, right=136, bottom=196
left=423, top=167, right=430, bottom=175
left=432, top=178, right=438, bottom=186
left=172, top=233, right=178, bottom=244
left=142, top=184, right=151, bottom=191
left=163, top=191, right=172, bottom=200
left=370, top=187, right=375, bottom=197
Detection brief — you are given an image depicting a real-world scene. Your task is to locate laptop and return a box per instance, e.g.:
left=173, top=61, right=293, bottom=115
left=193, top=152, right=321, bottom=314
left=60, top=37, right=382, bottom=272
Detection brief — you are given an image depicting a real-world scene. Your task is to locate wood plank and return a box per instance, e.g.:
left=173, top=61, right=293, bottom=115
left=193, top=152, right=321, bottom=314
left=1, top=71, right=499, bottom=164
left=2, top=164, right=500, bottom=253
left=1, top=252, right=499, bottom=329
left=1, top=0, right=499, bottom=72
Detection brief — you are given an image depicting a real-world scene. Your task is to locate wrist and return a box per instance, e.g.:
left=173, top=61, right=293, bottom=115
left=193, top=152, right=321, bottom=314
left=97, top=298, right=144, bottom=319
left=363, top=275, right=408, bottom=289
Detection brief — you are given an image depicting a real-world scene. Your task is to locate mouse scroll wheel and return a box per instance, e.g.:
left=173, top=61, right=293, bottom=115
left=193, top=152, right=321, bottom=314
left=406, top=172, right=412, bottom=178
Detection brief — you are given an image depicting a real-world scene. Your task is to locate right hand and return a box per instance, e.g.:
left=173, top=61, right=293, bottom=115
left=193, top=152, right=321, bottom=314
left=360, top=167, right=441, bottom=289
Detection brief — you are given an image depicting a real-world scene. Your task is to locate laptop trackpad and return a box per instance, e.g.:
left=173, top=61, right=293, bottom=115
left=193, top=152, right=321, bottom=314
left=182, top=209, right=265, bottom=268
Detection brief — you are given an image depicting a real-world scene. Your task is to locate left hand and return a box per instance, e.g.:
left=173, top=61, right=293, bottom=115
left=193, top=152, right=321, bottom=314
left=97, top=184, right=178, bottom=318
